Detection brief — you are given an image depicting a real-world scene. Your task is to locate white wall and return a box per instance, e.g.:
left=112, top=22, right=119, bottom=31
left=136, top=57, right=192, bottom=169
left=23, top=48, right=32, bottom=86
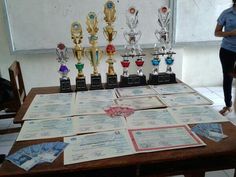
left=0, top=2, right=223, bottom=94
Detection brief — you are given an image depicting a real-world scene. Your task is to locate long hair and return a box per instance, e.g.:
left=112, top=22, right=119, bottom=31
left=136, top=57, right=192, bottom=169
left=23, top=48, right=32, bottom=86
left=234, top=0, right=236, bottom=5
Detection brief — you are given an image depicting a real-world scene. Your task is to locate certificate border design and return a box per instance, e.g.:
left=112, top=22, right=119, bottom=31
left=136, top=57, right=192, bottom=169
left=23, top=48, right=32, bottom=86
left=128, top=125, right=205, bottom=152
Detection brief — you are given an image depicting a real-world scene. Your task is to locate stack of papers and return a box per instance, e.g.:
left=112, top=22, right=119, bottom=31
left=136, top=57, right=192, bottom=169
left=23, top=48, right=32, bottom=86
left=191, top=123, right=228, bottom=142
left=6, top=142, right=68, bottom=171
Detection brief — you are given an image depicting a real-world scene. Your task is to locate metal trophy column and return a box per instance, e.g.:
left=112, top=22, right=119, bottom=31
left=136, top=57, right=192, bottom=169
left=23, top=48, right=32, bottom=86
left=120, top=6, right=146, bottom=87
left=56, top=43, right=72, bottom=92
left=103, top=0, right=118, bottom=89
left=148, top=6, right=176, bottom=85
left=85, top=12, right=104, bottom=90
left=71, top=21, right=88, bottom=91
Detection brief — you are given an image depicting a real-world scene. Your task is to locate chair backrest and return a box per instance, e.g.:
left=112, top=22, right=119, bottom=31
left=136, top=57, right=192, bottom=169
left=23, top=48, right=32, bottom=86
left=8, top=61, right=26, bottom=111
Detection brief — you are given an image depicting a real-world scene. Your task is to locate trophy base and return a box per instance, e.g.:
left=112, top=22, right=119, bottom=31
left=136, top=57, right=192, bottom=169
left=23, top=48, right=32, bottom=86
left=148, top=73, right=177, bottom=85
left=90, top=74, right=103, bottom=90
left=119, top=74, right=146, bottom=87
left=60, top=78, right=72, bottom=93
left=105, top=73, right=118, bottom=89
left=75, top=77, right=88, bottom=91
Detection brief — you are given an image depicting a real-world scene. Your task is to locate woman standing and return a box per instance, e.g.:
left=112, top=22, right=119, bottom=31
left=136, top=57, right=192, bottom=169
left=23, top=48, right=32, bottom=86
left=215, top=0, right=236, bottom=116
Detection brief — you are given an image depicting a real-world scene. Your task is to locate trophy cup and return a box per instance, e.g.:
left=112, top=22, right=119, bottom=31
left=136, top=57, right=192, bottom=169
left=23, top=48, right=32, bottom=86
left=103, top=0, right=118, bottom=89
left=56, top=43, right=72, bottom=92
left=120, top=6, right=146, bottom=87
left=71, top=21, right=88, bottom=91
left=85, top=12, right=103, bottom=90
left=148, top=6, right=176, bottom=85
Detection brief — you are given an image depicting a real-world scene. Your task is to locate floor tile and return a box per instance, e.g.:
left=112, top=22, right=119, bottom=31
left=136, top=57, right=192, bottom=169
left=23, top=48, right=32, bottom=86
left=0, top=133, right=18, bottom=155
left=0, top=119, right=12, bottom=130
left=224, top=169, right=235, bottom=177
left=205, top=170, right=228, bottom=177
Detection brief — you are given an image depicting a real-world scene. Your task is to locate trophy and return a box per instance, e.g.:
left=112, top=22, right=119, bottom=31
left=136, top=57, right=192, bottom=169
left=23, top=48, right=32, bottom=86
left=85, top=12, right=103, bottom=90
left=120, top=6, right=146, bottom=87
left=71, top=21, right=88, bottom=91
left=56, top=43, right=72, bottom=92
left=149, top=6, right=176, bottom=85
left=103, top=0, right=118, bottom=89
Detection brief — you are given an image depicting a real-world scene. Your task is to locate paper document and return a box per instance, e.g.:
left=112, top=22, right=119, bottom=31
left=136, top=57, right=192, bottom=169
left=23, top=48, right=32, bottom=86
left=151, top=83, right=196, bottom=95
left=126, top=109, right=178, bottom=128
left=168, top=106, right=228, bottom=124
left=114, top=96, right=166, bottom=110
left=160, top=93, right=213, bottom=107
left=74, top=114, right=127, bottom=134
left=115, top=85, right=157, bottom=98
left=17, top=117, right=76, bottom=141
left=76, top=89, right=116, bottom=101
left=64, top=130, right=135, bottom=165
left=128, top=125, right=205, bottom=152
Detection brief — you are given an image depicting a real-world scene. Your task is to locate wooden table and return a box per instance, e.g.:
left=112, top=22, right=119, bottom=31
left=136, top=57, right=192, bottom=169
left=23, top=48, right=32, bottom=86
left=1, top=86, right=236, bottom=177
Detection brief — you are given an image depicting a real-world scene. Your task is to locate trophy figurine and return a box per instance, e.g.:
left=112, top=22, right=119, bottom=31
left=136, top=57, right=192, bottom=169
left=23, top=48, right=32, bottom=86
left=149, top=6, right=176, bottom=85
left=85, top=12, right=103, bottom=90
left=120, top=6, right=146, bottom=87
left=71, top=21, right=87, bottom=91
left=56, top=43, right=72, bottom=92
left=103, top=0, right=118, bottom=89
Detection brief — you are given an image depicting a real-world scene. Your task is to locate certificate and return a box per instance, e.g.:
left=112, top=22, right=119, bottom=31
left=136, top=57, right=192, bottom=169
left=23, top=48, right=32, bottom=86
left=76, top=89, right=116, bottom=101
left=74, top=114, right=127, bottom=134
left=73, top=100, right=114, bottom=115
left=64, top=130, right=135, bottom=165
left=23, top=102, right=73, bottom=120
left=115, top=86, right=157, bottom=98
left=17, top=117, right=76, bottom=141
left=114, top=96, right=166, bottom=110
left=151, top=83, right=195, bottom=95
left=168, top=106, right=228, bottom=124
left=126, top=109, right=178, bottom=129
left=30, top=93, right=75, bottom=105
left=160, top=93, right=213, bottom=107
left=128, top=125, right=205, bottom=153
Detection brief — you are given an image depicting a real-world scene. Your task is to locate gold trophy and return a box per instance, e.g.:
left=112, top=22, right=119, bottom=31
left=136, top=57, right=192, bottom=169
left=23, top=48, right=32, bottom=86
left=103, top=0, right=118, bottom=88
left=71, top=21, right=87, bottom=91
left=85, top=12, right=103, bottom=90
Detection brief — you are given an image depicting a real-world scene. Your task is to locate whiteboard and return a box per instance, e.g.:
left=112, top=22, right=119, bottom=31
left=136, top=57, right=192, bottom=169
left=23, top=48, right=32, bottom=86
left=173, top=0, right=232, bottom=44
left=3, top=0, right=169, bottom=53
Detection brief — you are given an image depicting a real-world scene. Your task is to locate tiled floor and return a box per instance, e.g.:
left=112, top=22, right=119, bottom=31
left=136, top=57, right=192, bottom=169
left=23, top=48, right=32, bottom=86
left=0, top=86, right=235, bottom=176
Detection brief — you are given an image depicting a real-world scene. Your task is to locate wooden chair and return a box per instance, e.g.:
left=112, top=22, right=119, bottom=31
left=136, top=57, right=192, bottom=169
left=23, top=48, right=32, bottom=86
left=0, top=61, right=26, bottom=163
left=0, top=61, right=26, bottom=129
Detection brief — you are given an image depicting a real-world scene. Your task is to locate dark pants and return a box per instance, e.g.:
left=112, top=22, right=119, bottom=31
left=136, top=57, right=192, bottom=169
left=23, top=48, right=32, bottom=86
left=219, top=47, right=236, bottom=107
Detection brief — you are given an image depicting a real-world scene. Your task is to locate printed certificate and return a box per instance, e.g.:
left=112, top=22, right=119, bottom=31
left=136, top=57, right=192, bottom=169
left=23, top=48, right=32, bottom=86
left=151, top=83, right=195, bottom=95
left=168, top=106, right=228, bottom=124
left=74, top=114, right=127, bottom=134
left=126, top=109, right=178, bottom=128
left=64, top=130, right=135, bottom=165
left=76, top=89, right=116, bottom=101
left=73, top=100, right=114, bottom=115
left=23, top=102, right=73, bottom=120
left=115, top=86, right=157, bottom=98
left=17, top=117, right=76, bottom=141
left=128, top=125, right=205, bottom=153
left=114, top=96, right=166, bottom=110
left=29, top=93, right=75, bottom=105
left=160, top=93, right=213, bottom=107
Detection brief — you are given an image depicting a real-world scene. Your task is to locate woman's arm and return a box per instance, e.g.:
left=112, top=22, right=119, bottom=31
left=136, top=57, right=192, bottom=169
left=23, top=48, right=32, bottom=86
left=215, top=24, right=236, bottom=37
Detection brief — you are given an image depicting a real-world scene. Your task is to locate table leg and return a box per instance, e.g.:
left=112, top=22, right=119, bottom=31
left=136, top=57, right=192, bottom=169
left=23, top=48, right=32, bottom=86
left=234, top=168, right=236, bottom=177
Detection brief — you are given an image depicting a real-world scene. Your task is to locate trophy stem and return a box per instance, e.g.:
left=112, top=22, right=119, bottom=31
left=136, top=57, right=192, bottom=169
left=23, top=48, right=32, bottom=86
left=104, top=0, right=118, bottom=89
left=120, top=6, right=146, bottom=87
left=71, top=21, right=88, bottom=91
